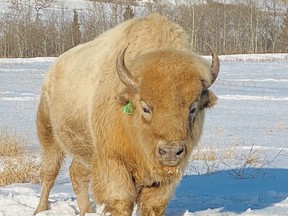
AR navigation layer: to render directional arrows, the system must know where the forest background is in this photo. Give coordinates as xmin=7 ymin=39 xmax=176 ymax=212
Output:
xmin=0 ymin=0 xmax=288 ymax=58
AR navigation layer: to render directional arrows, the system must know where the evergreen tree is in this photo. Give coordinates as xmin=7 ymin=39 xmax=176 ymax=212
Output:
xmin=72 ymin=9 xmax=81 ymax=47
xmin=123 ymin=5 xmax=134 ymax=21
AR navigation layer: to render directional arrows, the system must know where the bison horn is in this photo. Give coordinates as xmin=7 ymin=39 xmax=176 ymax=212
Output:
xmin=116 ymin=46 xmax=139 ymax=92
xmin=203 ymin=43 xmax=220 ymax=91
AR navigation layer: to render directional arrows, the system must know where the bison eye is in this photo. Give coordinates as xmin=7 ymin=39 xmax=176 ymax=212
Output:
xmin=189 ymin=101 xmax=199 ymax=116
xmin=140 ymin=100 xmax=153 ymax=122
xmin=143 ymin=107 xmax=151 ymax=114
xmin=190 ymin=107 xmax=196 ymax=114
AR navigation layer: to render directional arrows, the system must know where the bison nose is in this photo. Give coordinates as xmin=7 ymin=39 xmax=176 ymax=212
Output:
xmin=158 ymin=146 xmax=185 ymax=158
xmin=156 ymin=142 xmax=186 ymax=166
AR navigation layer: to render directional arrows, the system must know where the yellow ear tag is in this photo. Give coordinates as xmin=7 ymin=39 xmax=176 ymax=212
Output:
xmin=124 ymin=102 xmax=134 ymax=115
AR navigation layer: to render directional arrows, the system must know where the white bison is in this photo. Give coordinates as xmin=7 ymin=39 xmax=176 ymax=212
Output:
xmin=34 ymin=13 xmax=220 ymax=215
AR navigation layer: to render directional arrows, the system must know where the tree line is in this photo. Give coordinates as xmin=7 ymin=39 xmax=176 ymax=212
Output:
xmin=0 ymin=0 xmax=287 ymax=58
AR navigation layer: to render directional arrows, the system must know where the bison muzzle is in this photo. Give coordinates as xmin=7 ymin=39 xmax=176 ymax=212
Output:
xmin=156 ymin=141 xmax=186 ymax=166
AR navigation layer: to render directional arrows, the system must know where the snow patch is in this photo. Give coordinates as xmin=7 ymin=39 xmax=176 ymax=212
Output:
xmin=218 ymin=95 xmax=288 ymax=101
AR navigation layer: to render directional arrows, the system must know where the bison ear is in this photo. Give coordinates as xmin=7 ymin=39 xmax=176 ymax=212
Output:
xmin=115 ymin=88 xmax=131 ymax=105
xmin=199 ymin=90 xmax=218 ymax=110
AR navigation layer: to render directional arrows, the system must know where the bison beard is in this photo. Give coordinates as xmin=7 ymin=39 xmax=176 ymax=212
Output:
xmin=34 ymin=14 xmax=220 ymax=216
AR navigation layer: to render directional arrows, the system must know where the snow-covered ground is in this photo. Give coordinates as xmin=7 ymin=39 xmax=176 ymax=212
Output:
xmin=0 ymin=54 xmax=287 ymax=215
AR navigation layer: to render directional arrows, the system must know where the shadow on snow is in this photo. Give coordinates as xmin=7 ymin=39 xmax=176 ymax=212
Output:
xmin=167 ymin=168 xmax=288 ymax=215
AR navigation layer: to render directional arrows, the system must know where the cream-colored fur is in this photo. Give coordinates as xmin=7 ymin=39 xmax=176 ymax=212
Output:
xmin=34 ymin=14 xmax=218 ymax=216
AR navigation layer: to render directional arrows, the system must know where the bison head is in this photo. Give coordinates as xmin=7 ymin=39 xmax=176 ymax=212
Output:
xmin=116 ymin=45 xmax=219 ymax=171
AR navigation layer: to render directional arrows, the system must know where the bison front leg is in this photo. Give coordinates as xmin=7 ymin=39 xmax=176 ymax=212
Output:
xmin=91 ymin=159 xmax=137 ymax=216
xmin=137 ymin=183 xmax=176 ymax=216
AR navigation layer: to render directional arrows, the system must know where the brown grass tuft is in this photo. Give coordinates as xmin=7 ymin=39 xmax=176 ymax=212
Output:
xmin=0 ymin=131 xmax=25 ymax=157
xmin=0 ymin=130 xmax=40 ymax=186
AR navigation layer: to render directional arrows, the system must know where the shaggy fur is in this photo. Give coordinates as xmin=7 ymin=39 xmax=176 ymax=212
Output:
xmin=34 ymin=14 xmax=219 ymax=216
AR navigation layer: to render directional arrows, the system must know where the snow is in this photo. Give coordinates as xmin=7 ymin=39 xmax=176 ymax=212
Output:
xmin=218 ymin=95 xmax=288 ymax=101
xmin=0 ymin=54 xmax=287 ymax=215
xmin=218 ymin=53 xmax=288 ymax=62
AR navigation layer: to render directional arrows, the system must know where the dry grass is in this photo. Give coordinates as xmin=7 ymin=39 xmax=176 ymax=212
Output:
xmin=191 ymin=143 xmax=236 ymax=162
xmin=192 ymin=127 xmax=236 ymax=161
xmin=189 ymin=142 xmax=238 ymax=175
xmin=188 ymin=125 xmax=279 ymax=178
xmin=266 ymin=119 xmax=286 ymax=132
xmin=189 ymin=141 xmax=274 ymax=178
xmin=0 ymin=130 xmax=40 ymax=186
xmin=224 ymin=144 xmax=263 ymax=179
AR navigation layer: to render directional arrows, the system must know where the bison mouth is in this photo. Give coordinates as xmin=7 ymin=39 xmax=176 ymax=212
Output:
xmin=156 ymin=142 xmax=186 ymax=167
xmin=159 ymin=160 xmax=181 ymax=167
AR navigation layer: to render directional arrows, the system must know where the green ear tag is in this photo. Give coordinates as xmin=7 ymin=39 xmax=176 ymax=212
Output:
xmin=124 ymin=102 xmax=134 ymax=115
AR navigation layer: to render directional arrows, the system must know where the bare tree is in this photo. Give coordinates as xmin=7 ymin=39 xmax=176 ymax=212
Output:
xmin=34 ymin=0 xmax=54 ymax=11
xmin=34 ymin=0 xmax=54 ymax=20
